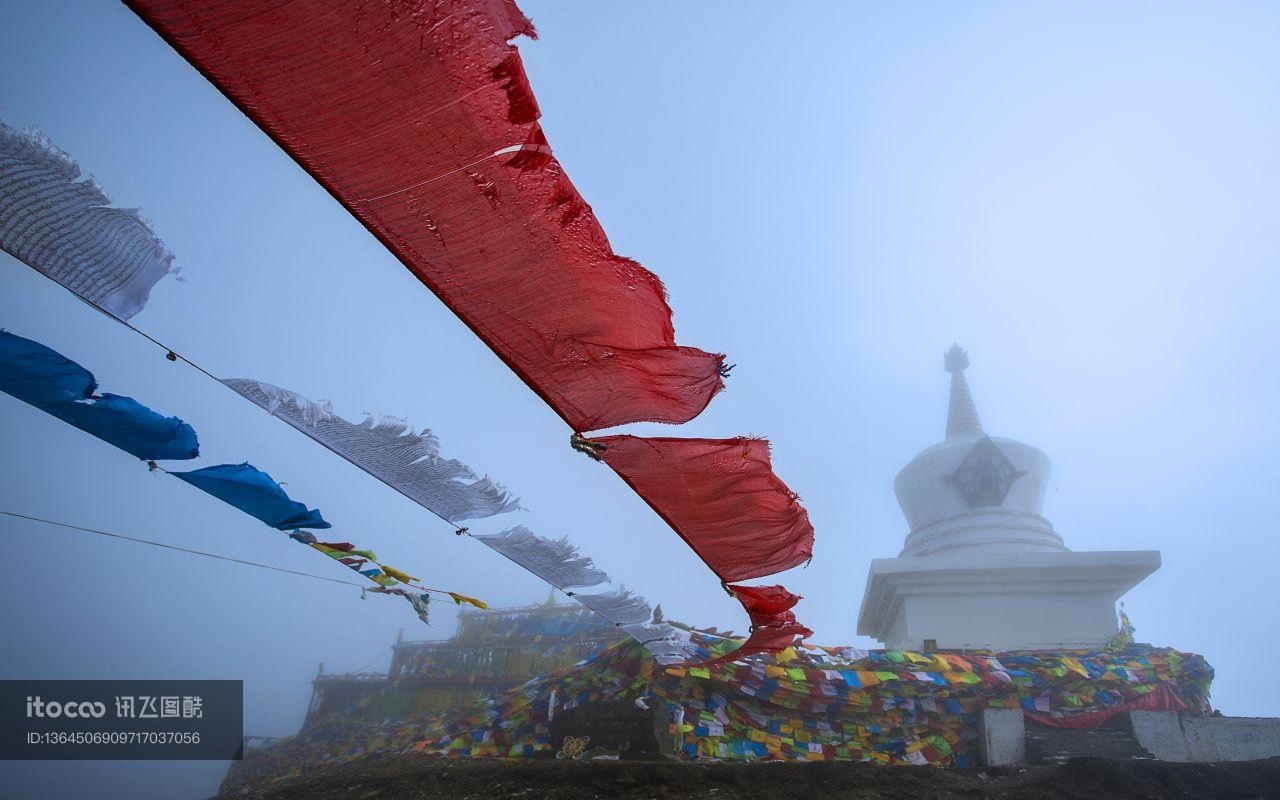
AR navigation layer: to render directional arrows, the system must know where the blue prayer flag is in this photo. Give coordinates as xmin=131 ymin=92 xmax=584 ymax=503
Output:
xmin=171 ymin=463 xmax=330 ymax=529
xmin=0 ymin=330 xmax=197 ymax=460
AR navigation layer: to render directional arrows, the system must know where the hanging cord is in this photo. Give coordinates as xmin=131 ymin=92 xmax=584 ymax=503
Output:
xmin=0 ymin=509 xmax=363 ymax=588
xmin=26 ymin=279 xmax=661 ymax=630
xmin=2 ymin=510 xmax=473 ymax=602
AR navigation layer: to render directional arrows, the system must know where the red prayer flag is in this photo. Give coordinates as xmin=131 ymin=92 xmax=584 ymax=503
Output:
xmin=591 ymin=436 xmax=815 ymax=582
xmin=729 ymin=584 xmax=802 ymax=629
xmin=737 ymin=620 xmax=813 ymax=656
xmin=1026 ymin=682 xmax=1188 ymax=728
xmin=728 ymin=583 xmax=809 ymax=657
xmin=126 ymin=0 xmax=724 ymax=432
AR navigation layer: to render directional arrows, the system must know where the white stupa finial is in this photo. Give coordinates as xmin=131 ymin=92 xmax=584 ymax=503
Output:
xmin=944 ymin=344 xmax=984 ymax=441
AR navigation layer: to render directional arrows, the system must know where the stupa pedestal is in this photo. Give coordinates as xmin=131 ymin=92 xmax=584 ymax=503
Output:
xmin=859 ymin=550 xmax=1159 ymax=651
xmin=856 ymin=346 xmax=1159 ymax=651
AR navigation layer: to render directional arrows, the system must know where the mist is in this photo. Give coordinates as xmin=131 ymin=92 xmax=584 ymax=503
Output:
xmin=1 ymin=1 xmax=1277 ymax=797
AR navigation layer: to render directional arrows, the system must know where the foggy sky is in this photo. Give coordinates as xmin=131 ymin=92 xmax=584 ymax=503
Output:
xmin=1 ymin=1 xmax=1277 ymax=798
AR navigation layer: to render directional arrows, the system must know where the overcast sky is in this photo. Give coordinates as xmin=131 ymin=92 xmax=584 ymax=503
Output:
xmin=2 ymin=1 xmax=1278 ymax=797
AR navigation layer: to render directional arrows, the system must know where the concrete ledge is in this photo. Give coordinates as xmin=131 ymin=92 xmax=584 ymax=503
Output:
xmin=1187 ymin=716 xmax=1280 ymax=762
xmin=1132 ymin=712 xmax=1280 ymax=762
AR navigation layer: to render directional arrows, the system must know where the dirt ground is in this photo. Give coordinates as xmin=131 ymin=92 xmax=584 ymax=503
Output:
xmin=221 ymin=754 xmax=1280 ymax=800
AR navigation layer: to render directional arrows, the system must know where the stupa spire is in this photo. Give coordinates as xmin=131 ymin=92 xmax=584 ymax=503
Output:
xmin=944 ymin=344 xmax=984 ymax=441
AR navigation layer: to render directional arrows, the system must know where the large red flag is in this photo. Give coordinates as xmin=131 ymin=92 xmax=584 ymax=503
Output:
xmin=126 ymin=0 xmax=724 ymax=432
xmin=591 ymin=436 xmax=815 ymax=583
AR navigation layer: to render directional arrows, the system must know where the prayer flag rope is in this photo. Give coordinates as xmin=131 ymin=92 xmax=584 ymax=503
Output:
xmin=0 ymin=329 xmax=683 ymax=654
xmin=0 ymin=331 xmax=484 ymax=625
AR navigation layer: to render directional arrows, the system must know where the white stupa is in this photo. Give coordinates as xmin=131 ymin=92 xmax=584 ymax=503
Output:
xmin=857 ymin=345 xmax=1160 ymax=651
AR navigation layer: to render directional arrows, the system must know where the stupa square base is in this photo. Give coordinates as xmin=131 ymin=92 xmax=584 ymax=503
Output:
xmin=857 ymin=550 xmax=1161 ymax=651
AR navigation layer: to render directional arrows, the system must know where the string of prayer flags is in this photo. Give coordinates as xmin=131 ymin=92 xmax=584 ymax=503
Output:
xmin=170 ymin=463 xmax=330 ymax=530
xmin=222 ymin=379 xmax=520 ymax=523
xmin=6 ymin=6 xmax=817 ymax=655
xmin=0 ymin=121 xmax=177 ymax=320
xmin=473 ymin=526 xmax=609 ymax=590
xmin=588 ymin=436 xmax=815 ymax=582
xmin=283 ymin=529 xmax=475 ymax=624
xmin=0 ymin=121 xmax=524 ymax=519
xmin=0 ymin=330 xmax=198 ymax=461
xmin=126 ymin=0 xmax=725 ymax=432
xmin=0 ymin=336 xmax=484 ymax=631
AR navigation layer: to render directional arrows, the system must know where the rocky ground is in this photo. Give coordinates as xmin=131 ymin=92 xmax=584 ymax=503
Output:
xmin=221 ymin=754 xmax=1280 ymax=800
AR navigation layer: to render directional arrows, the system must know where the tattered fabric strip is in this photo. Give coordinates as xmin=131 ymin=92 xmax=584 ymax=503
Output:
xmin=222 ymin=378 xmax=519 ymax=524
xmin=126 ymin=0 xmax=724 ymax=432
xmin=0 ymin=330 xmax=198 ymax=460
xmin=589 ymin=436 xmax=815 ymax=583
xmin=171 ymin=463 xmax=329 ymax=530
xmin=623 ymin=622 xmax=700 ymax=665
xmin=572 ymin=587 xmax=652 ymax=627
xmin=369 ymin=587 xmax=432 ymax=626
xmin=0 ymin=122 xmax=175 ymax=320
xmin=473 ymin=525 xmax=608 ymax=590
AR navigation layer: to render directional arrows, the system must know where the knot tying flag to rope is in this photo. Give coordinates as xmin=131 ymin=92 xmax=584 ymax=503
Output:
xmin=569 ymin=433 xmax=607 ymax=461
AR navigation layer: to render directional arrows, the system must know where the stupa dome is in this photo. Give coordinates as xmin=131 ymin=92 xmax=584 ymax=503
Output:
xmin=893 ymin=345 xmax=1065 ymax=558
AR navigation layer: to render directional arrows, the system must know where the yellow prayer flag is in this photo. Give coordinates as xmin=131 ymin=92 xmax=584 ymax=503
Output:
xmin=379 ymin=564 xmax=419 ymax=584
xmin=448 ymin=591 xmax=488 ymax=609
